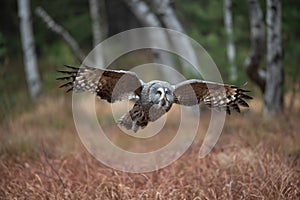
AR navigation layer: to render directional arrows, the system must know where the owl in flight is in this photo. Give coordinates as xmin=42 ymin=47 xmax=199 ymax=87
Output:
xmin=57 ymin=65 xmax=252 ymax=132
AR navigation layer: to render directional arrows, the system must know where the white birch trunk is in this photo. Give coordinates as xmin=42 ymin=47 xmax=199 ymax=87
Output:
xmin=124 ymin=0 xmax=180 ymax=83
xmin=18 ymin=0 xmax=41 ymax=99
xmin=151 ymin=0 xmax=199 ymax=74
xmin=264 ymin=0 xmax=283 ymax=117
xmin=223 ymin=0 xmax=237 ymax=81
xmin=89 ymin=0 xmax=104 ymax=67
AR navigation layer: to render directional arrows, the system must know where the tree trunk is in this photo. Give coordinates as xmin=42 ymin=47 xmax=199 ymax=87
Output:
xmin=264 ymin=0 xmax=283 ymax=117
xmin=89 ymin=0 xmax=104 ymax=67
xmin=223 ymin=0 xmax=237 ymax=81
xmin=18 ymin=0 xmax=41 ymax=99
xmin=124 ymin=0 xmax=180 ymax=83
xmin=125 ymin=0 xmax=161 ymax=27
xmin=245 ymin=0 xmax=266 ymax=92
xmin=245 ymin=0 xmax=284 ymax=118
xmin=151 ymin=0 xmax=199 ymax=75
xmin=35 ymin=7 xmax=85 ymax=63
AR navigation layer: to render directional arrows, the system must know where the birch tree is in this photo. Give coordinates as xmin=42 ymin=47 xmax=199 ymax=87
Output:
xmin=151 ymin=0 xmax=199 ymax=74
xmin=124 ymin=0 xmax=180 ymax=83
xmin=245 ymin=0 xmax=283 ymax=117
xmin=89 ymin=0 xmax=104 ymax=67
xmin=18 ymin=0 xmax=41 ymax=99
xmin=223 ymin=0 xmax=237 ymax=81
xmin=264 ymin=0 xmax=283 ymax=117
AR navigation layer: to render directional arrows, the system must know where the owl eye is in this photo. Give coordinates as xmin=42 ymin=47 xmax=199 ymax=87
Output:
xmin=156 ymin=91 xmax=162 ymax=96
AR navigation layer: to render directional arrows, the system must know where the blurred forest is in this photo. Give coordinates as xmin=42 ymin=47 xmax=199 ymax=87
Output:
xmin=0 ymin=0 xmax=299 ymax=120
xmin=1 ymin=0 xmax=300 ymax=199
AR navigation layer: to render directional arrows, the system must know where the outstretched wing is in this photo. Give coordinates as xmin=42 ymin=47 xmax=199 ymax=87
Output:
xmin=57 ymin=65 xmax=143 ymax=103
xmin=173 ymin=80 xmax=252 ymax=114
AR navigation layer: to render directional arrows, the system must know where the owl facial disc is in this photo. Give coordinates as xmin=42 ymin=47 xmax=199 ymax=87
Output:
xmin=157 ymin=87 xmax=165 ymax=102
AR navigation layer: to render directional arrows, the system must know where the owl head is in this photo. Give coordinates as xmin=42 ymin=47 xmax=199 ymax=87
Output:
xmin=147 ymin=81 xmax=174 ymax=112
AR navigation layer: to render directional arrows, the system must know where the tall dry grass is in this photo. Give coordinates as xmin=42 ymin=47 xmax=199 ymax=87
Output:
xmin=0 ymin=96 xmax=299 ymax=199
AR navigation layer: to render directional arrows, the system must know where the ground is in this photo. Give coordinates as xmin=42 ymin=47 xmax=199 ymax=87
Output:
xmin=0 ymin=96 xmax=299 ymax=199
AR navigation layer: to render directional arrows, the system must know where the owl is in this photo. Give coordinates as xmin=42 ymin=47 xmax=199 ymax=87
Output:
xmin=57 ymin=65 xmax=252 ymax=132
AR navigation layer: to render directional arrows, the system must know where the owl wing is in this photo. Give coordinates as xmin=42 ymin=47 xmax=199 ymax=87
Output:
xmin=173 ymin=80 xmax=252 ymax=114
xmin=57 ymin=65 xmax=143 ymax=103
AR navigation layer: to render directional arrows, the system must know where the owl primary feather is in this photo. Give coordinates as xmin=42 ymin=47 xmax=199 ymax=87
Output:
xmin=57 ymin=65 xmax=252 ymax=132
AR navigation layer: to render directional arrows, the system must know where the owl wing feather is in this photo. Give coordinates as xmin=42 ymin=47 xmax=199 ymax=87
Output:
xmin=57 ymin=65 xmax=143 ymax=103
xmin=173 ymin=80 xmax=252 ymax=114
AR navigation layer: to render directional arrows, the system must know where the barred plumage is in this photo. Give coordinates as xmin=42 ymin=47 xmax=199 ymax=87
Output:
xmin=57 ymin=65 xmax=252 ymax=132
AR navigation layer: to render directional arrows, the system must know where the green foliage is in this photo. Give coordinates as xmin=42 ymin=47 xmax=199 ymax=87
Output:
xmin=0 ymin=0 xmax=90 ymax=121
xmin=32 ymin=0 xmax=92 ymax=50
xmin=0 ymin=0 xmax=300 ymax=120
xmin=0 ymin=0 xmax=20 ymax=56
xmin=175 ymin=0 xmax=230 ymax=82
xmin=0 ymin=57 xmax=33 ymax=122
xmin=39 ymin=42 xmax=77 ymax=93
xmin=175 ymin=0 xmax=300 ymax=86
xmin=0 ymin=32 xmax=7 ymax=64
xmin=282 ymin=1 xmax=300 ymax=81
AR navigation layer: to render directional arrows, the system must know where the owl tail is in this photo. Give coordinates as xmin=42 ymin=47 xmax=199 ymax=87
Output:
xmin=118 ymin=112 xmax=137 ymax=132
xmin=118 ymin=103 xmax=148 ymax=133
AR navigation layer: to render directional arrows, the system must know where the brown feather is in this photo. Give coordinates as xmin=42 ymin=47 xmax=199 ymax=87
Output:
xmin=57 ymin=65 xmax=143 ymax=103
xmin=174 ymin=80 xmax=252 ymax=114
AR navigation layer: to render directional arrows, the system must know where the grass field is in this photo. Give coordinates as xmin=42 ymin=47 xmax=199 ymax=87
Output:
xmin=1 ymin=96 xmax=299 ymax=199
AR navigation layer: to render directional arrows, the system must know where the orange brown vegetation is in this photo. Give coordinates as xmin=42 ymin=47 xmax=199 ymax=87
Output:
xmin=0 ymin=96 xmax=299 ymax=199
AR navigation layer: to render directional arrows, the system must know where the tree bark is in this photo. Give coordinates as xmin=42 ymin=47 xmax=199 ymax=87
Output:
xmin=125 ymin=0 xmax=161 ymax=27
xmin=223 ymin=0 xmax=237 ymax=81
xmin=245 ymin=0 xmax=284 ymax=117
xmin=35 ymin=7 xmax=85 ymax=63
xmin=89 ymin=0 xmax=105 ymax=67
xmin=245 ymin=0 xmax=266 ymax=93
xmin=151 ymin=0 xmax=199 ymax=74
xmin=264 ymin=0 xmax=283 ymax=117
xmin=18 ymin=0 xmax=41 ymax=99
xmin=124 ymin=0 xmax=180 ymax=83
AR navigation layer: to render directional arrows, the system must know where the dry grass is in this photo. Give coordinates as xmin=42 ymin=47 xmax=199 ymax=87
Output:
xmin=0 ymin=96 xmax=300 ymax=199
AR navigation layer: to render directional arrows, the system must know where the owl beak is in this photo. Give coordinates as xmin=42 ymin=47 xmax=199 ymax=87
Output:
xmin=163 ymin=96 xmax=167 ymax=103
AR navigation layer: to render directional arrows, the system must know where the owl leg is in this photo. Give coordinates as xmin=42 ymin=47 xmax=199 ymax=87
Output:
xmin=118 ymin=102 xmax=148 ymax=132
xmin=118 ymin=112 xmax=136 ymax=131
